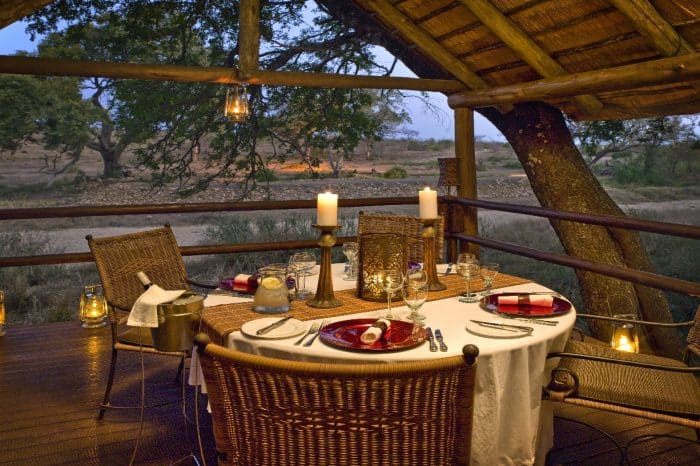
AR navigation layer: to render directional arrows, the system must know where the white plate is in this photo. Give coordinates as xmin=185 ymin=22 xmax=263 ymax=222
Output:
xmin=465 ymin=320 xmax=530 ymax=339
xmin=241 ymin=317 xmax=306 ymax=339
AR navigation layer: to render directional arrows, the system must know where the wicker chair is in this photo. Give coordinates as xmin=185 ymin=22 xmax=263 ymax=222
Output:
xmin=357 ymin=211 xmax=444 ymax=263
xmin=87 ymin=225 xmax=213 ymax=420
xmin=194 ymin=333 xmax=479 ymax=466
xmin=544 ymin=306 xmax=700 ymax=438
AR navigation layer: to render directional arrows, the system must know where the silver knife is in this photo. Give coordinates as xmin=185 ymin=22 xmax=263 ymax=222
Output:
xmin=425 ymin=327 xmax=438 ymax=352
xmin=470 ymin=320 xmax=533 ymax=334
xmin=434 ymin=329 xmax=448 ymax=352
xmin=256 ymin=316 xmax=292 ymax=335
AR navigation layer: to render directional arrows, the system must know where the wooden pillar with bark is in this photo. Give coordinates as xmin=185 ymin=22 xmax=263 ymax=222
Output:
xmin=454 ymin=107 xmax=479 ymax=258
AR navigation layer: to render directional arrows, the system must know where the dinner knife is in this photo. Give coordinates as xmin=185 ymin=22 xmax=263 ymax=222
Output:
xmin=434 ymin=329 xmax=448 ymax=352
xmin=256 ymin=316 xmax=292 ymax=335
xmin=470 ymin=320 xmax=533 ymax=334
xmin=425 ymin=327 xmax=438 ymax=352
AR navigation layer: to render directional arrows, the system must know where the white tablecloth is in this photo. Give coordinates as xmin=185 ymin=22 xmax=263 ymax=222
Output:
xmin=195 ymin=264 xmax=575 ymax=466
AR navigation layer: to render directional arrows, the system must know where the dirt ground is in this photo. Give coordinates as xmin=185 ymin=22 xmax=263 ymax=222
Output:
xmin=1 ymin=140 xmax=698 ymax=253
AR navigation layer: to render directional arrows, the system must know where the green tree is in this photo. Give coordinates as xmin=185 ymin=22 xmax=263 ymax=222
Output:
xmin=9 ymin=0 xmax=408 ymax=192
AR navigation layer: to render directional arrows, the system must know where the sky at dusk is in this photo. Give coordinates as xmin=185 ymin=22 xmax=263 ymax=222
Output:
xmin=0 ymin=21 xmax=506 ymax=141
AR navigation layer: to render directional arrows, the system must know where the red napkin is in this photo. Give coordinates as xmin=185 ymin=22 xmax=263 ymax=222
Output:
xmin=497 ymin=294 xmax=553 ymax=307
xmin=220 ymin=274 xmax=258 ymax=294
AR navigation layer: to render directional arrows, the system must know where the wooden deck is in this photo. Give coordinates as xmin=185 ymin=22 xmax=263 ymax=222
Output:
xmin=1 ymin=322 xmax=697 ymax=465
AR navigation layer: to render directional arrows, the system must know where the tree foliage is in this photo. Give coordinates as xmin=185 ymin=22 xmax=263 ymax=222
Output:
xmin=0 ymin=0 xmax=411 ymax=194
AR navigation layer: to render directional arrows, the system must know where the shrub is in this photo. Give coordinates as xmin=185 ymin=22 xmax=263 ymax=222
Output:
xmin=255 ymin=167 xmax=278 ymax=182
xmin=382 ymin=166 xmax=407 ymax=179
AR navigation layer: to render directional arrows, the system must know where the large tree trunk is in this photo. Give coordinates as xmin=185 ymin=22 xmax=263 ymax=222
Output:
xmin=481 ymin=103 xmax=683 ymax=358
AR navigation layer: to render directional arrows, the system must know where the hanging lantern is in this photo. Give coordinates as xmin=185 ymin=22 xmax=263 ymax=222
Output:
xmin=224 ymin=84 xmax=249 ymax=122
xmin=79 ymin=284 xmax=108 ymax=329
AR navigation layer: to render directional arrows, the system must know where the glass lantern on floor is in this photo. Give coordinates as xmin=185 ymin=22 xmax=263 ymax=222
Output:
xmin=79 ymin=284 xmax=108 ymax=328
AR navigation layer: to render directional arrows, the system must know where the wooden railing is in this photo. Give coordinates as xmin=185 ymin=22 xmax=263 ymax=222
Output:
xmin=1 ymin=195 xmax=698 ymax=297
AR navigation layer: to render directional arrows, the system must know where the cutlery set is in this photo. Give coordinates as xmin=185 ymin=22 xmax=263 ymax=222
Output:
xmin=470 ymin=320 xmax=534 ymax=334
xmin=293 ymin=319 xmax=328 ymax=346
xmin=426 ymin=327 xmax=448 ymax=352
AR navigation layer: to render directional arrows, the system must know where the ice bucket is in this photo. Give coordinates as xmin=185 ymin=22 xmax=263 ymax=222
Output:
xmin=151 ymin=292 xmax=204 ymax=352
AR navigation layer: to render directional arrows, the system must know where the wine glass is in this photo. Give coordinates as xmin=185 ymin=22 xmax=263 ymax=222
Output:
xmin=480 ymin=262 xmax=499 ymax=295
xmin=457 ymin=253 xmax=480 ymax=303
xmin=289 ymin=252 xmax=316 ymax=299
xmin=342 ymin=242 xmax=358 ymax=280
xmin=378 ymin=270 xmax=404 ymax=320
xmin=403 ymin=269 xmax=428 ymax=323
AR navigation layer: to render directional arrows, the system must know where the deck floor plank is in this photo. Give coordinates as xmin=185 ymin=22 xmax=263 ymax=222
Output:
xmin=1 ymin=321 xmax=697 ymax=465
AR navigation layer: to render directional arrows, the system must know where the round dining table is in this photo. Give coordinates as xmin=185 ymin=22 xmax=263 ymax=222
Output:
xmin=194 ymin=264 xmax=576 ymax=466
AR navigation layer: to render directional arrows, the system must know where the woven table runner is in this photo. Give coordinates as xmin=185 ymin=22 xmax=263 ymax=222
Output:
xmin=201 ymin=273 xmax=531 ymax=345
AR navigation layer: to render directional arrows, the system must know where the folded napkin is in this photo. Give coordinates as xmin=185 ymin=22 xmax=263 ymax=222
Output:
xmin=127 ymin=285 xmax=187 ymax=328
xmin=360 ymin=318 xmax=391 ymax=344
xmin=497 ymin=294 xmax=553 ymax=307
xmin=220 ymin=274 xmax=258 ymax=294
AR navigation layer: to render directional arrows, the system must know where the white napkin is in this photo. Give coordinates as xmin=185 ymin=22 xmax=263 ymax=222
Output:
xmin=203 ymin=294 xmax=252 ymax=307
xmin=360 ymin=319 xmax=390 ymax=344
xmin=127 ymin=285 xmax=187 ymax=328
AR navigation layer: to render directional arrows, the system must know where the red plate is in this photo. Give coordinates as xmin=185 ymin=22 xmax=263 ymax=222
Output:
xmin=319 ymin=319 xmax=427 ymax=352
xmin=480 ymin=293 xmax=571 ymax=317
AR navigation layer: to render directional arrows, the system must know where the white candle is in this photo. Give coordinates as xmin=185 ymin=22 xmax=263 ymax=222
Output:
xmin=419 ymin=187 xmax=438 ymax=219
xmin=317 ymin=191 xmax=338 ymax=226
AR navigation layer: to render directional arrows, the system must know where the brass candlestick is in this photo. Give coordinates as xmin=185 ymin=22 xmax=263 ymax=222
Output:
xmin=421 ymin=218 xmax=446 ymax=291
xmin=307 ymin=225 xmax=343 ymax=308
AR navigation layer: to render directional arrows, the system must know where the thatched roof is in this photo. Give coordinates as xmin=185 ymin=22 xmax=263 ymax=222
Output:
xmin=334 ymin=0 xmax=699 ymax=120
xmin=1 ymin=0 xmax=698 ymax=121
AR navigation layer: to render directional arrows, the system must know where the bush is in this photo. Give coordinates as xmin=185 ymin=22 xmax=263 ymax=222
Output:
xmin=382 ymin=166 xmax=407 ymax=179
xmin=255 ymin=167 xmax=278 ymax=182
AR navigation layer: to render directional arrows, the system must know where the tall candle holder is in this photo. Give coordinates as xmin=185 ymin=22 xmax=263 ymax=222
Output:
xmin=421 ymin=218 xmax=447 ymax=291
xmin=307 ymin=225 xmax=343 ymax=308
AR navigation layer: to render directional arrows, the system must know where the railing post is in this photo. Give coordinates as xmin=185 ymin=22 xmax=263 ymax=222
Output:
xmin=454 ymin=107 xmax=479 ymax=258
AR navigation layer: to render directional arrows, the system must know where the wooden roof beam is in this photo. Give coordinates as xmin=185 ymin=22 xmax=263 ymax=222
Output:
xmin=0 ymin=55 xmax=466 ymax=92
xmin=607 ymin=0 xmax=694 ymax=56
xmin=0 ymin=0 xmax=55 ymax=29
xmin=357 ymin=0 xmax=489 ymax=91
xmin=447 ymin=52 xmax=700 ymax=108
xmin=457 ymin=0 xmax=603 ymax=117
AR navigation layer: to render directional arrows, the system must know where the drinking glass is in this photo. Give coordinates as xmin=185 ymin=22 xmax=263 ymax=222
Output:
xmin=289 ymin=252 xmax=316 ymax=299
xmin=403 ymin=269 xmax=428 ymax=323
xmin=457 ymin=253 xmax=480 ymax=303
xmin=378 ymin=270 xmax=404 ymax=320
xmin=342 ymin=242 xmax=359 ymax=280
xmin=480 ymin=262 xmax=499 ymax=295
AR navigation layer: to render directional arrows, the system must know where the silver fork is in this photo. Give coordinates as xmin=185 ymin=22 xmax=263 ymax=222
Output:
xmin=294 ymin=322 xmax=320 ymax=345
xmin=303 ymin=319 xmax=328 ymax=347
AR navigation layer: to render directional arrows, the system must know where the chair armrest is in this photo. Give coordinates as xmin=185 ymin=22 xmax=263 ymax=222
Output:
xmin=576 ymin=313 xmax=694 ymax=328
xmin=547 ymin=351 xmax=699 ymax=373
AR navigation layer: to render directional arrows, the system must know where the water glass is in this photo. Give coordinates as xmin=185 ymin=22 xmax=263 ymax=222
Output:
xmin=289 ymin=252 xmax=316 ymax=299
xmin=342 ymin=242 xmax=359 ymax=280
xmin=457 ymin=253 xmax=480 ymax=303
xmin=480 ymin=262 xmax=499 ymax=295
xmin=378 ymin=270 xmax=404 ymax=320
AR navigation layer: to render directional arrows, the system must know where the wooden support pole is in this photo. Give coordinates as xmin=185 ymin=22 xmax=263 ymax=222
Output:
xmin=238 ymin=0 xmax=260 ymax=76
xmin=447 ymin=52 xmax=700 ymax=108
xmin=0 ymin=55 xmax=465 ymax=92
xmin=454 ymin=107 xmax=479 ymax=258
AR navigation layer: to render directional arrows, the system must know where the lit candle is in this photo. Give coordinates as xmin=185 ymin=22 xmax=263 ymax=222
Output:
xmin=419 ymin=187 xmax=438 ymax=219
xmin=317 ymin=191 xmax=338 ymax=226
xmin=612 ymin=329 xmax=638 ymax=353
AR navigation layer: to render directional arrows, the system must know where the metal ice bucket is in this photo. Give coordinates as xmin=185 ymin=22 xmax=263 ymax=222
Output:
xmin=151 ymin=292 xmax=204 ymax=352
